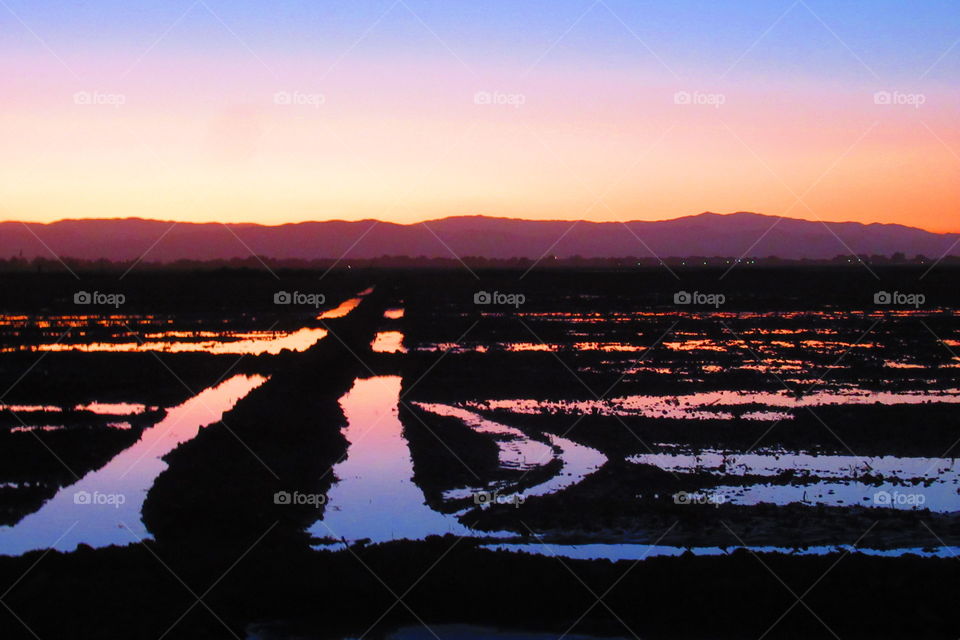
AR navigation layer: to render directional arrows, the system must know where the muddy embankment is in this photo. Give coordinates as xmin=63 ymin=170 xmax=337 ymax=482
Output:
xmin=0 ymin=352 xmax=266 ymax=526
xmin=1 ymin=268 xmax=959 ymax=639
xmin=3 ymin=533 xmax=959 ymax=639
xmin=140 ymin=283 xmax=391 ymax=554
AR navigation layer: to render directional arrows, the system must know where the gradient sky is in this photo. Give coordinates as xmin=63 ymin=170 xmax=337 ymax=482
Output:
xmin=1 ymin=0 xmax=957 ymax=230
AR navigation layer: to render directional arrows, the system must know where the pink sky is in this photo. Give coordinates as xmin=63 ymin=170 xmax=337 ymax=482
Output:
xmin=1 ymin=8 xmax=957 ymax=233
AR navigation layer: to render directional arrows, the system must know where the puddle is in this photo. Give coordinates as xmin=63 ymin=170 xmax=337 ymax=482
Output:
xmin=629 ymin=449 xmax=960 ymax=512
xmin=317 ymin=287 xmax=374 ymax=320
xmin=705 ymin=481 xmax=959 ymax=512
xmin=371 ymin=331 xmax=407 ymax=353
xmin=628 ymin=450 xmax=959 ymax=481
xmin=414 ymin=403 xmax=607 ymax=503
xmin=318 ymin=300 xmax=363 ymax=320
xmin=309 ymin=377 xmax=473 ymax=546
xmin=6 ymin=290 xmax=374 ymax=355
xmin=468 ymin=387 xmax=960 ymax=421
xmin=413 ymin=403 xmax=554 ymax=472
xmin=76 ymin=402 xmax=151 ymax=414
xmin=10 ymin=425 xmax=65 ymax=433
xmin=22 ymin=328 xmax=328 ymax=355
xmin=0 ymin=374 xmax=267 ymax=556
xmin=483 ymin=542 xmax=960 ymax=562
xmin=309 ymin=376 xmax=605 ymax=548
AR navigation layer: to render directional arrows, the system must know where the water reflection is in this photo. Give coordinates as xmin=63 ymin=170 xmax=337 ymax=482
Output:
xmin=0 ymin=374 xmax=266 ymax=556
xmin=311 ymin=379 xmax=607 ymax=549
xmin=413 ymin=403 xmax=606 ymax=503
xmin=413 ymin=403 xmax=553 ymax=471
xmin=371 ymin=331 xmax=407 ymax=353
xmin=317 ymin=287 xmax=374 ymax=320
xmin=468 ymin=386 xmax=960 ymax=421
xmin=706 ymin=480 xmax=959 ymax=512
xmin=22 ymin=328 xmax=328 ymax=355
xmin=11 ymin=425 xmax=64 ymax=433
xmin=77 ymin=402 xmax=151 ymax=415
xmin=3 ymin=289 xmax=376 ymax=354
xmin=310 ymin=377 xmax=472 ymax=546
xmin=629 ymin=449 xmax=960 ymax=512
xmin=629 ymin=449 xmax=959 ymax=481
xmin=306 ymin=380 xmax=952 ymax=558
xmin=318 ymin=299 xmax=363 ymax=320
xmin=483 ymin=542 xmax=960 ymax=562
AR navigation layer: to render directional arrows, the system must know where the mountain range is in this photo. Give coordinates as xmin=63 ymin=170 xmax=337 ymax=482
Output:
xmin=1 ymin=212 xmax=957 ymax=262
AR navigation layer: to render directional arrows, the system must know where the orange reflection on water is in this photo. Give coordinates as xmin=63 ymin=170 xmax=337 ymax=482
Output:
xmin=11 ymin=425 xmax=64 ymax=433
xmin=317 ymin=298 xmax=362 ymax=319
xmin=383 ymin=308 xmax=405 ymax=319
xmin=76 ymin=402 xmax=150 ymax=415
xmin=28 ymin=327 xmax=328 ymax=355
xmin=663 ymin=340 xmax=728 ymax=352
xmin=371 ymin=331 xmax=406 ymax=353
xmin=0 ymin=314 xmax=159 ymax=329
xmin=504 ymin=342 xmax=553 ymax=352
xmin=0 ymin=404 xmax=62 ymax=412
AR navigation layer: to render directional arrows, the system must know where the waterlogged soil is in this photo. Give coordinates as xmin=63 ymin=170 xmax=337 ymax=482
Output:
xmin=0 ymin=267 xmax=958 ymax=638
xmin=1 ymin=536 xmax=958 ymax=639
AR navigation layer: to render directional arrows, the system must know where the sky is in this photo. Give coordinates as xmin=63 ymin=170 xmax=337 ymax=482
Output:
xmin=1 ymin=0 xmax=957 ymax=231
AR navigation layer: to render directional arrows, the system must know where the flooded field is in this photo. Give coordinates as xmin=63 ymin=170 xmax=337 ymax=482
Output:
xmin=0 ymin=267 xmax=958 ymax=639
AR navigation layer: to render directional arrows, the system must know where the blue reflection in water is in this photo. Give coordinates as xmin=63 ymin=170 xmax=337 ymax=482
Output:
xmin=0 ymin=374 xmax=266 ymax=556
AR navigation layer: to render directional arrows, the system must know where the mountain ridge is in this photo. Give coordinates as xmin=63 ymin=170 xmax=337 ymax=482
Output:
xmin=2 ymin=212 xmax=957 ymax=262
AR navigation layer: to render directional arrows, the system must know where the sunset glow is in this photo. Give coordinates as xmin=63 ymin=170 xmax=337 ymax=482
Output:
xmin=1 ymin=1 xmax=957 ymax=231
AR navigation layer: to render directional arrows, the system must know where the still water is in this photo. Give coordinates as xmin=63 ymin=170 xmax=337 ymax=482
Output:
xmin=0 ymin=374 xmax=266 ymax=555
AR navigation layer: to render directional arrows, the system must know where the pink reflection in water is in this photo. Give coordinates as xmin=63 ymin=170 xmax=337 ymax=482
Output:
xmin=310 ymin=377 xmax=471 ymax=545
xmin=0 ymin=374 xmax=267 ymax=556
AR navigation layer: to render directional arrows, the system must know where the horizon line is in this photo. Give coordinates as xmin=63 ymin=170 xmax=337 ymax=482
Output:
xmin=3 ymin=211 xmax=958 ymax=235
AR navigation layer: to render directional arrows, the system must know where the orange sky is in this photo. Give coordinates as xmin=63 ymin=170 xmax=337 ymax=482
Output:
xmin=1 ymin=3 xmax=957 ymax=233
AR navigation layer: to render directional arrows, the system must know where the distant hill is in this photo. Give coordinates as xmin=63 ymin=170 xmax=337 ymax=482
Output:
xmin=1 ymin=212 xmax=957 ymax=262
